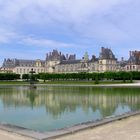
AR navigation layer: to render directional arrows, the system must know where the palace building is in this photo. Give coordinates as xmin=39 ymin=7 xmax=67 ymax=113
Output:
xmin=1 ymin=47 xmax=140 ymax=76
xmin=45 ymin=47 xmax=117 ymax=73
xmin=1 ymin=59 xmax=45 ymax=76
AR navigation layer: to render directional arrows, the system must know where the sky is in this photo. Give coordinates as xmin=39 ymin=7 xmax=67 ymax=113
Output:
xmin=0 ymin=0 xmax=140 ymax=66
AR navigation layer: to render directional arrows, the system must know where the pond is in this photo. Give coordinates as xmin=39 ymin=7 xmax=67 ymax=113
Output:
xmin=0 ymin=85 xmax=140 ymax=131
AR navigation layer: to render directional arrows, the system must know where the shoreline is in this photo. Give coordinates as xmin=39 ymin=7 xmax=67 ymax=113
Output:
xmin=0 ymin=82 xmax=140 ymax=87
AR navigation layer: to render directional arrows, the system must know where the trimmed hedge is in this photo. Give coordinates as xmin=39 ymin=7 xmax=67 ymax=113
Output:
xmin=0 ymin=73 xmax=20 ymax=80
xmin=37 ymin=71 xmax=140 ymax=82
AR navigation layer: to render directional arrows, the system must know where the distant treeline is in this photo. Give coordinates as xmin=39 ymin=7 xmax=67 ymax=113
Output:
xmin=1 ymin=71 xmax=140 ymax=82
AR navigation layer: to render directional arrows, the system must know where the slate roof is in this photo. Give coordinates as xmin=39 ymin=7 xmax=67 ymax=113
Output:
xmin=119 ymin=61 xmax=127 ymax=67
xmin=2 ymin=59 xmax=45 ymax=68
xmin=99 ymin=47 xmax=117 ymax=60
xmin=46 ymin=50 xmax=76 ymax=61
xmin=128 ymin=51 xmax=140 ymax=65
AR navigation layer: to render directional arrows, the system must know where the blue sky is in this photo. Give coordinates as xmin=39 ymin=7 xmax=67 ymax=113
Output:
xmin=0 ymin=0 xmax=140 ymax=66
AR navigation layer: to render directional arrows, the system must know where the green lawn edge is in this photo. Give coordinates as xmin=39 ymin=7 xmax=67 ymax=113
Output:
xmin=0 ymin=80 xmax=133 ymax=85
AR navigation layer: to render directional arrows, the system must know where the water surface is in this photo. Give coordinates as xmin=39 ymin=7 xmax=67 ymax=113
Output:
xmin=0 ymin=85 xmax=140 ymax=131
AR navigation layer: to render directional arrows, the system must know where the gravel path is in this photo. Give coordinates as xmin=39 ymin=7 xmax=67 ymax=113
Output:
xmin=0 ymin=129 xmax=34 ymax=140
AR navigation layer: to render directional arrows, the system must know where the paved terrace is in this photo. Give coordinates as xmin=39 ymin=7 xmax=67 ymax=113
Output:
xmin=54 ymin=113 xmax=140 ymax=140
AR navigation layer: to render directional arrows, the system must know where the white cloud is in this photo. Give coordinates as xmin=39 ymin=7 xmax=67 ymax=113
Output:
xmin=0 ymin=27 xmax=85 ymax=49
xmin=0 ymin=0 xmax=130 ymax=24
xmin=21 ymin=36 xmax=84 ymax=48
xmin=0 ymin=0 xmax=140 ymax=47
xmin=0 ymin=28 xmax=18 ymax=43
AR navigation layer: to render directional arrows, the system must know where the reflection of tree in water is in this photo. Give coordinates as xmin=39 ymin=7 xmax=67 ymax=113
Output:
xmin=0 ymin=86 xmax=140 ymax=118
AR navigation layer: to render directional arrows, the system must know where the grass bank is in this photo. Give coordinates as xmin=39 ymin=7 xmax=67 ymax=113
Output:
xmin=0 ymin=80 xmax=133 ymax=85
xmin=0 ymin=81 xmax=29 ymax=85
xmin=40 ymin=80 xmax=133 ymax=85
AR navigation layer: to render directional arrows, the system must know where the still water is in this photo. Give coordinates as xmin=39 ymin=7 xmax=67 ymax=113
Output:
xmin=0 ymin=85 xmax=140 ymax=131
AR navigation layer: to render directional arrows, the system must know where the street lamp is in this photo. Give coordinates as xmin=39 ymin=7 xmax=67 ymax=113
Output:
xmin=29 ymin=68 xmax=36 ymax=88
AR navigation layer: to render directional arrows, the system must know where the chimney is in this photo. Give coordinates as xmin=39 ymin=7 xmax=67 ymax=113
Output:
xmin=74 ymin=54 xmax=76 ymax=60
xmin=66 ymin=54 xmax=69 ymax=59
xmin=101 ymin=47 xmax=104 ymax=51
xmin=46 ymin=53 xmax=48 ymax=58
xmin=129 ymin=51 xmax=132 ymax=57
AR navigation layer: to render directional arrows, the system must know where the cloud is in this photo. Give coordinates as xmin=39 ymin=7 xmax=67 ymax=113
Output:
xmin=0 ymin=27 xmax=85 ymax=49
xmin=0 ymin=29 xmax=83 ymax=50
xmin=0 ymin=28 xmax=18 ymax=43
xmin=21 ymin=36 xmax=82 ymax=48
xmin=0 ymin=0 xmax=140 ymax=59
xmin=0 ymin=0 xmax=129 ymax=23
xmin=0 ymin=0 xmax=136 ymax=44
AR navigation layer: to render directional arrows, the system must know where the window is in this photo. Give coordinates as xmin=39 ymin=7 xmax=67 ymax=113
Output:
xmin=20 ymin=69 xmax=22 ymax=73
xmin=17 ymin=69 xmax=19 ymax=73
xmin=100 ymin=61 xmax=102 ymax=64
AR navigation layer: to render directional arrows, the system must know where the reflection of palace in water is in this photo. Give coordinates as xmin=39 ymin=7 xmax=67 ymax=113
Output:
xmin=0 ymin=86 xmax=140 ymax=118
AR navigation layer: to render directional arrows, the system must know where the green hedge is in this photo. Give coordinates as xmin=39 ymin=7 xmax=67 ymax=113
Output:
xmin=37 ymin=71 xmax=140 ymax=82
xmin=0 ymin=73 xmax=20 ymax=80
xmin=22 ymin=74 xmax=38 ymax=81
